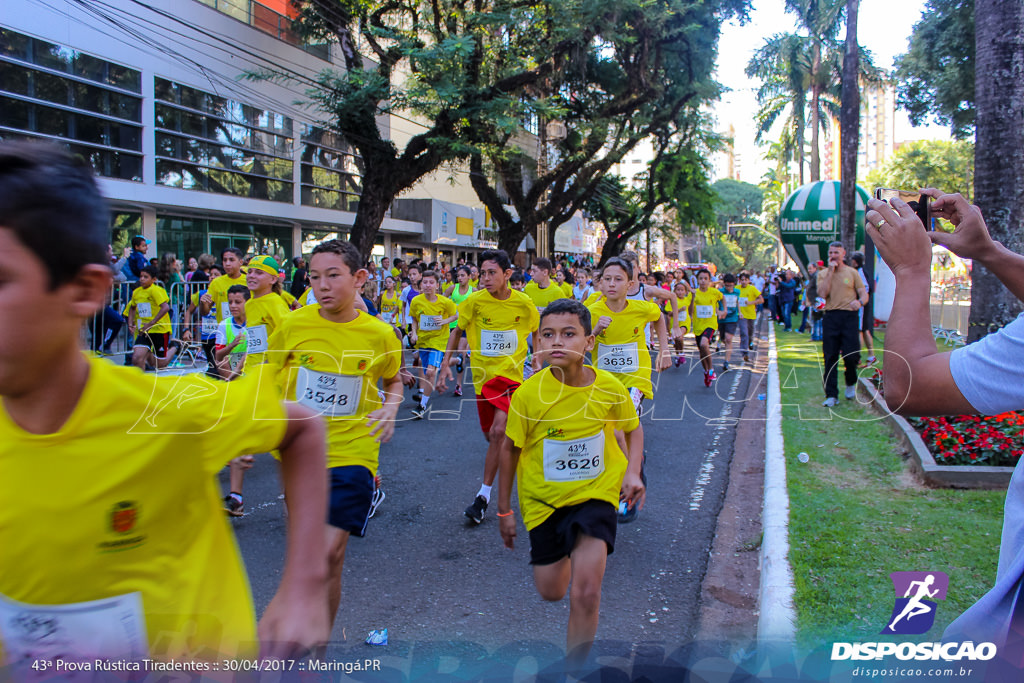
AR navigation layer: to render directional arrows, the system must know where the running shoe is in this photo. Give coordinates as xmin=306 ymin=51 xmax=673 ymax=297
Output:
xmin=412 ymin=405 xmax=426 ymax=420
xmin=673 ymin=356 xmax=681 ymax=368
xmin=845 ymin=385 xmax=857 ymax=400
xmin=410 ymin=391 xmax=423 ymax=404
xmin=743 ymin=353 xmax=750 ymax=363
xmin=465 ymin=495 xmax=488 ymax=524
xmin=223 ymin=494 xmax=244 ymax=517
xmin=455 ymin=356 xmax=464 ymax=374
xmin=453 ymin=385 xmax=463 ymax=397
xmin=704 ymin=371 xmax=712 ymax=388
xmin=369 ymin=477 xmax=385 ymax=518
xmin=722 ymin=361 xmax=730 ymax=372
xmin=822 ymin=396 xmax=838 ymax=407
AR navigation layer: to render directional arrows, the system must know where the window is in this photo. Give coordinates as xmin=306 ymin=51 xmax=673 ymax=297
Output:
xmin=0 ymin=28 xmax=143 ymax=181
xmin=154 ymin=77 xmax=294 ymax=201
xmin=300 ymin=125 xmax=363 ymax=211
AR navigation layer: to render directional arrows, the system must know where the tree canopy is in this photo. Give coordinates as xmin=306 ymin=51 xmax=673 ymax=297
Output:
xmin=894 ymin=0 xmax=975 ymax=139
xmin=865 ymin=139 xmax=974 ymax=200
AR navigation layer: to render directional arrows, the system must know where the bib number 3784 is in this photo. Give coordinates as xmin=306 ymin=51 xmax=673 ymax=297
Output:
xmin=480 ymin=330 xmax=517 ymax=357
xmin=296 ymin=367 xmax=361 ymax=417
xmin=543 ymin=432 xmax=605 ymax=482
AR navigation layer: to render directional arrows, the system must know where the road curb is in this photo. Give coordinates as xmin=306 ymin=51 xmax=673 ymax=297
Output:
xmin=757 ymin=321 xmax=797 ymax=643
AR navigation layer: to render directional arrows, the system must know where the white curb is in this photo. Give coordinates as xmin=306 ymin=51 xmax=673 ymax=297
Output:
xmin=757 ymin=320 xmax=798 ymax=643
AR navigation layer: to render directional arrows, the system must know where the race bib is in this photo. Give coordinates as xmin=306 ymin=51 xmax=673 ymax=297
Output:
xmin=296 ymin=367 xmax=362 ymax=417
xmin=723 ymin=295 xmax=739 ymax=310
xmin=246 ymin=324 xmax=268 ymax=354
xmin=419 ymin=314 xmax=443 ymax=331
xmin=543 ymin=432 xmax=606 ymax=482
xmin=596 ymin=342 xmax=639 ymax=373
xmin=677 ymin=310 xmax=689 ymax=324
xmin=200 ymin=316 xmax=218 ymax=337
xmin=738 ymin=297 xmax=749 ymax=308
xmin=227 ymin=352 xmax=245 ymax=374
xmin=220 ymin=301 xmax=231 ymax=319
xmin=481 ymin=330 xmax=517 ymax=357
xmin=381 ymin=310 xmax=395 ymax=324
xmin=136 ymin=302 xmax=152 ymax=319
xmin=0 ymin=591 xmax=148 ymax=676
xmin=695 ymin=304 xmax=715 ymax=319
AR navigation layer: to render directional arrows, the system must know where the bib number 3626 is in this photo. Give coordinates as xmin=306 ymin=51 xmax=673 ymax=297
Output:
xmin=543 ymin=432 xmax=605 ymax=482
xmin=296 ymin=367 xmax=361 ymax=417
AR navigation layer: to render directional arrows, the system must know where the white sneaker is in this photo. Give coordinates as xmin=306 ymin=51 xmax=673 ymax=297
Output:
xmin=822 ymin=397 xmax=837 ymax=407
xmin=845 ymin=385 xmax=857 ymax=400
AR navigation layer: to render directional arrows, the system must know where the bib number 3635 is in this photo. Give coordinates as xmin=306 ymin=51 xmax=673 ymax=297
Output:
xmin=596 ymin=343 xmax=639 ymax=373
xmin=296 ymin=367 xmax=362 ymax=417
xmin=543 ymin=432 xmax=605 ymax=482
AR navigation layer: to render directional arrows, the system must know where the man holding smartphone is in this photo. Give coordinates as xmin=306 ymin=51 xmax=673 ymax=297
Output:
xmin=816 ymin=241 xmax=869 ymax=407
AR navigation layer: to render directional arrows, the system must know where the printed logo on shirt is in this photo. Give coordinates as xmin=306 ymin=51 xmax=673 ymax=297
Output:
xmin=98 ymin=501 xmax=146 ymax=553
xmin=358 ymin=360 xmax=368 ymax=371
xmin=546 ymin=427 xmax=565 ymax=438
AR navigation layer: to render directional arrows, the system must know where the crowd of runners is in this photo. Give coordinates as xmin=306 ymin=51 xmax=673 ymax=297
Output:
xmin=0 ymin=140 xmax=787 ymax=671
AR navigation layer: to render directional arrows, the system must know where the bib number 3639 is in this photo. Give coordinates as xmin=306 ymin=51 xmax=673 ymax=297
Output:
xmin=596 ymin=343 xmax=639 ymax=373
xmin=246 ymin=324 xmax=268 ymax=353
xmin=543 ymin=432 xmax=605 ymax=482
xmin=296 ymin=367 xmax=361 ymax=417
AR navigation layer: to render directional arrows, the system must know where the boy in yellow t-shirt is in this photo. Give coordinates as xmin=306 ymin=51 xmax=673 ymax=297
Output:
xmin=200 ymin=247 xmax=246 ymax=323
xmin=523 ymin=257 xmax=565 ymax=311
xmin=691 ymin=267 xmax=725 ymax=386
xmin=126 ymin=265 xmax=179 ymax=371
xmin=499 ymin=298 xmax=644 ymax=667
xmin=408 ymin=269 xmax=458 ymax=418
xmin=438 ymin=249 xmax=540 ymax=524
xmin=0 ymin=140 xmax=328 ymax=667
xmin=268 ymin=239 xmax=403 ymax=630
xmin=737 ymin=271 xmax=764 ymax=363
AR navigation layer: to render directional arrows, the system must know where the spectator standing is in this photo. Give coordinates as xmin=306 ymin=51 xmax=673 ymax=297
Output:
xmin=778 ymin=270 xmax=798 ymax=331
xmin=816 ymin=241 xmax=868 ymax=407
xmin=289 ymin=256 xmax=308 ymax=299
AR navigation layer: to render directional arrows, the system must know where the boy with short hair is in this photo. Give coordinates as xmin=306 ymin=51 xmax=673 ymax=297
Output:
xmin=523 ymin=258 xmax=564 ymax=311
xmin=509 ymin=271 xmax=527 ymax=291
xmin=214 ymin=284 xmax=250 ymax=381
xmin=498 ymin=298 xmax=645 ymax=666
xmin=201 ymin=247 xmax=246 ymax=323
xmin=0 ymin=140 xmax=328 ymax=666
xmin=691 ymin=267 xmax=725 ymax=386
xmin=268 ymin=239 xmax=403 ymax=630
xmin=718 ymin=273 xmax=741 ymax=372
xmin=438 ymin=249 xmax=540 ymax=523
xmin=408 ymin=270 xmax=458 ymax=418
xmin=126 ymin=264 xmax=179 ymax=371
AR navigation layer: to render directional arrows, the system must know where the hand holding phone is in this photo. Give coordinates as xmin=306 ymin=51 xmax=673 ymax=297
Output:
xmin=874 ymin=188 xmax=931 ymax=229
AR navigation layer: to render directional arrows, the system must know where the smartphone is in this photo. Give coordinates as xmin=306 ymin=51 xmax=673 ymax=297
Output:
xmin=874 ymin=188 xmax=931 ymax=229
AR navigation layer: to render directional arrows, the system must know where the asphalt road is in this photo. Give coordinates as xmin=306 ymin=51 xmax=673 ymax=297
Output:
xmin=223 ymin=335 xmax=766 ymax=678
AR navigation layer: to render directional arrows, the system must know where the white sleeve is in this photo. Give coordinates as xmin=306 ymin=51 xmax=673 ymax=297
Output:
xmin=215 ymin=319 xmax=229 ymax=346
xmin=949 ymin=314 xmax=1024 ymax=415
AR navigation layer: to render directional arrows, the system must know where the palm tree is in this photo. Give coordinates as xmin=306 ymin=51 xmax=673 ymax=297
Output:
xmin=839 ymin=0 xmax=860 ymax=252
xmin=746 ymin=34 xmax=810 ymax=184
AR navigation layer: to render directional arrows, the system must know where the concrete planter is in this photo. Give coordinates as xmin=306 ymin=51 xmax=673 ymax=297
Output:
xmin=857 ymin=378 xmax=1013 ymax=490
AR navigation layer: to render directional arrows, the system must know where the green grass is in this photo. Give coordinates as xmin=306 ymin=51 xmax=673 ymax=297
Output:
xmin=773 ymin=327 xmax=1005 ymax=649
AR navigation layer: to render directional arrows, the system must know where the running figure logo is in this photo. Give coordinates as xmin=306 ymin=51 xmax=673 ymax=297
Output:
xmin=882 ymin=571 xmax=949 ymax=635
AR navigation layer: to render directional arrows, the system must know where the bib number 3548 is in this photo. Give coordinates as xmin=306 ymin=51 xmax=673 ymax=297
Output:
xmin=543 ymin=432 xmax=605 ymax=482
xmin=296 ymin=367 xmax=362 ymax=417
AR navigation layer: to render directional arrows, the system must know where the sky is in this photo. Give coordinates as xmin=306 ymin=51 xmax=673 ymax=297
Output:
xmin=711 ymin=0 xmax=950 ymax=184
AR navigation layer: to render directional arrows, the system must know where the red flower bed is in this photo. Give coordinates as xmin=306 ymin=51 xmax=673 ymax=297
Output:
xmin=909 ymin=413 xmax=1024 ymax=467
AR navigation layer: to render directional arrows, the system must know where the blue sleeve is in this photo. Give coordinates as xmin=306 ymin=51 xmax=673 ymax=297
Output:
xmin=949 ymin=314 xmax=1024 ymax=415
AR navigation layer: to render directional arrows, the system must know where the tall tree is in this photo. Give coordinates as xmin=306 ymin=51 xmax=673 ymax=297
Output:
xmin=839 ymin=0 xmax=859 ymax=252
xmin=261 ymin=0 xmax=609 ymax=258
xmin=968 ymin=0 xmax=1024 ymax=339
xmin=470 ymin=0 xmax=749 ymax=257
xmin=894 ymin=0 xmax=975 ymax=139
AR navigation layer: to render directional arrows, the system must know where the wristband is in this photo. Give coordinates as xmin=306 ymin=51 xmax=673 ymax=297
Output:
xmin=496 ymin=510 xmax=514 ymax=518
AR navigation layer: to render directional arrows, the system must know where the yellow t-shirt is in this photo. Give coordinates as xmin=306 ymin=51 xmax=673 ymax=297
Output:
xmin=207 ymin=273 xmax=247 ymax=322
xmin=558 ymin=282 xmax=574 ymax=298
xmin=469 ymin=278 xmax=479 ymax=290
xmin=691 ymin=287 xmax=724 ymax=334
xmin=379 ymin=290 xmax=402 ymax=325
xmin=127 ymin=284 xmax=171 ymax=334
xmin=505 ymin=367 xmax=640 ymax=530
xmin=587 ymin=298 xmax=663 ymax=398
xmin=244 ymin=292 xmax=290 ymax=365
xmin=297 ymin=286 xmax=318 ymax=308
xmin=675 ymin=292 xmax=693 ymax=328
xmin=410 ymin=294 xmax=457 ymax=351
xmin=0 ymin=357 xmax=286 ymax=662
xmin=523 ymin=281 xmax=566 ymax=311
xmin=457 ymin=289 xmax=540 ymax=394
xmin=278 ymin=290 xmax=297 ymax=309
xmin=583 ymin=291 xmax=604 ymax=307
xmin=737 ymin=285 xmax=761 ymax=320
xmin=269 ymin=307 xmax=402 ymax=473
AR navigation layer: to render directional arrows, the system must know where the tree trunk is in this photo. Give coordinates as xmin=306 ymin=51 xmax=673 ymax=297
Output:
xmin=347 ymin=161 xmax=395 ymax=261
xmin=968 ymin=0 xmax=1024 ymax=341
xmin=795 ymin=105 xmax=807 ymax=186
xmin=839 ymin=0 xmax=860 ymax=254
xmin=810 ymin=42 xmax=822 ymax=182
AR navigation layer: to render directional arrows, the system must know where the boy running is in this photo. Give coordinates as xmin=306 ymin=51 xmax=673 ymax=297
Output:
xmin=671 ymin=280 xmax=692 ymax=367
xmin=718 ymin=273 xmax=741 ymax=372
xmin=268 ymin=239 xmax=403 ymax=630
xmin=201 ymin=247 xmax=246 ymax=323
xmin=244 ymin=254 xmax=290 ymax=366
xmin=125 ymin=265 xmax=179 ymax=371
xmin=498 ymin=298 xmax=645 ymax=666
xmin=408 ymin=270 xmax=458 ymax=418
xmin=0 ymin=140 xmax=328 ymax=666
xmin=691 ymin=268 xmax=725 ymax=386
xmin=213 ymin=284 xmax=249 ymax=381
xmin=438 ymin=249 xmax=540 ymax=524
xmin=444 ymin=266 xmax=475 ymax=396
xmin=523 ymin=258 xmax=565 ymax=311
